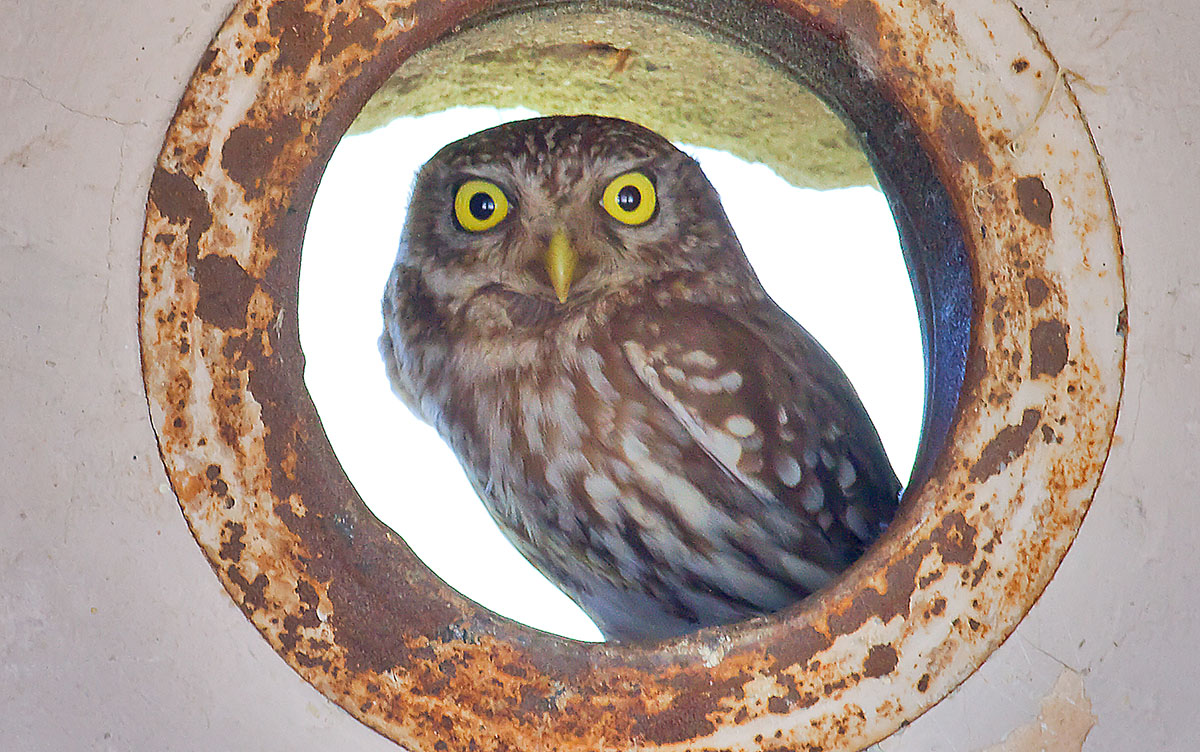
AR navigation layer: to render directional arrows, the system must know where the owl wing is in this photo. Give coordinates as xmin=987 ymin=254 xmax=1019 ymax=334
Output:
xmin=613 ymin=299 xmax=901 ymax=581
xmin=379 ymin=264 xmax=439 ymax=425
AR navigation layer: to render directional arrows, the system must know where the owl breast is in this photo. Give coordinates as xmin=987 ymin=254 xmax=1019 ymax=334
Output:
xmin=417 ymin=286 xmax=877 ymax=641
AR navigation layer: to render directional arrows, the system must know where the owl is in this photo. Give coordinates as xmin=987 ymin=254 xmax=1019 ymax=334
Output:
xmin=380 ymin=115 xmax=901 ymax=642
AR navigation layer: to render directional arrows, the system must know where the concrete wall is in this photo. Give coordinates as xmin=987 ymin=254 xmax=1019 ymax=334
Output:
xmin=2 ymin=0 xmax=1197 ymax=749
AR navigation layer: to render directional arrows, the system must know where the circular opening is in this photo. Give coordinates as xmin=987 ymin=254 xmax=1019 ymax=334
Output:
xmin=298 ymin=3 xmax=947 ymax=641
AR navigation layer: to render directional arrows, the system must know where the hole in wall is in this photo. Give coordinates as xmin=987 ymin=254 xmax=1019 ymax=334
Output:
xmin=298 ymin=6 xmax=923 ymax=640
xmin=143 ymin=0 xmax=1125 ymax=740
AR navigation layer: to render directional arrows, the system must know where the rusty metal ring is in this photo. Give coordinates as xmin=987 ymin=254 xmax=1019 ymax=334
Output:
xmin=140 ymin=0 xmax=1124 ymax=749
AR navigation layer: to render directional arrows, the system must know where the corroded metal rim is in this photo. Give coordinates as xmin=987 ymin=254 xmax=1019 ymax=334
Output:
xmin=139 ymin=0 xmax=1125 ymax=749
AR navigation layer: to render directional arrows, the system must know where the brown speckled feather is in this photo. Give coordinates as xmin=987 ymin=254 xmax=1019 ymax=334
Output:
xmin=380 ymin=115 xmax=900 ymax=641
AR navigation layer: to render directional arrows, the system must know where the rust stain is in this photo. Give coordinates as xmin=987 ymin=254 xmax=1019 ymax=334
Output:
xmin=862 ymin=644 xmax=898 ymax=678
xmin=220 ymin=520 xmax=247 ymax=562
xmin=268 ymin=0 xmax=325 ymax=74
xmin=220 ymin=116 xmax=302 ymax=200
xmin=193 ymin=255 xmax=257 ymax=330
xmin=1016 ymin=175 xmax=1054 ymax=228
xmin=1024 ymin=276 xmax=1050 ymax=308
xmin=837 ymin=0 xmax=883 ymax=43
xmin=969 ymin=409 xmax=1043 ymax=482
xmin=938 ymin=100 xmax=994 ymax=178
xmin=930 ymin=511 xmax=978 ymax=567
xmin=148 ymin=167 xmax=212 ymax=262
xmin=1031 ymin=319 xmax=1069 ymax=378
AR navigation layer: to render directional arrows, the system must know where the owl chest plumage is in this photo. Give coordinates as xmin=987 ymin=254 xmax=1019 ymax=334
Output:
xmin=389 ymin=277 xmax=897 ymax=640
xmin=435 ymin=302 xmax=694 ymax=573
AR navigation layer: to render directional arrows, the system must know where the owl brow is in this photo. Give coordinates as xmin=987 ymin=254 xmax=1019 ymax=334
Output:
xmin=596 ymin=163 xmax=659 ymax=195
xmin=450 ymin=172 xmax=518 ymax=200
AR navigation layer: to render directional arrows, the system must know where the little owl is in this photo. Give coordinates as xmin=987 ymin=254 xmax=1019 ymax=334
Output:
xmin=380 ymin=115 xmax=901 ymax=642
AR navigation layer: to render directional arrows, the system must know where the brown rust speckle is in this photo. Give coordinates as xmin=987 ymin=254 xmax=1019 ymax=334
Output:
xmin=220 ymin=116 xmax=302 ymax=200
xmin=930 ymin=511 xmax=977 ymax=567
xmin=322 ymin=8 xmax=388 ymax=64
xmin=938 ymin=100 xmax=993 ymax=178
xmin=970 ymin=560 xmax=990 ymax=587
xmin=198 ymin=46 xmax=219 ymax=74
xmin=268 ymin=0 xmax=324 ymax=74
xmin=862 ymin=644 xmax=898 ymax=678
xmin=633 ymin=664 xmax=755 ymax=744
xmin=770 ymin=624 xmax=833 ymax=671
xmin=1016 ymin=175 xmax=1054 ymax=228
xmin=220 ymin=521 xmax=247 ymax=562
xmin=826 ymin=541 xmax=923 ymax=635
xmin=227 ymin=564 xmax=269 ymax=613
xmin=193 ymin=255 xmax=257 ymax=330
xmin=148 ymin=167 xmax=213 ymax=263
xmin=1031 ymin=319 xmax=1069 ymax=378
xmin=969 ymin=409 xmax=1043 ymax=482
xmin=1024 ymin=276 xmax=1050 ymax=307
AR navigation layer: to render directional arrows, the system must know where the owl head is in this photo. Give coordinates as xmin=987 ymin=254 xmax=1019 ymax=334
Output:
xmin=396 ymin=115 xmax=758 ymax=315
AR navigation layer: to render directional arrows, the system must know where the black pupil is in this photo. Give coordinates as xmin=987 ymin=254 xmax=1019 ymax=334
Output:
xmin=469 ymin=191 xmax=495 ymax=221
xmin=616 ymin=185 xmax=641 ymax=212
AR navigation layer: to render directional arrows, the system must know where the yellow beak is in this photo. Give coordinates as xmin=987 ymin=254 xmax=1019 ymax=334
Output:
xmin=545 ymin=228 xmax=578 ymax=304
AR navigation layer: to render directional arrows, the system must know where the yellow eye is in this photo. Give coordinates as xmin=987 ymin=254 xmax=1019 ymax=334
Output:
xmin=601 ymin=171 xmax=657 ymax=225
xmin=454 ymin=179 xmax=510 ymax=232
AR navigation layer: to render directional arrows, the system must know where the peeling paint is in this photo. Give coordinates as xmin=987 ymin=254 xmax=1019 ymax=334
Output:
xmin=980 ymin=668 xmax=1095 ymax=752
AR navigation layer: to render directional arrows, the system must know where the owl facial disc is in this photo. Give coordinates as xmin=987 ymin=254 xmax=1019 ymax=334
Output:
xmin=546 ymin=228 xmax=578 ymax=303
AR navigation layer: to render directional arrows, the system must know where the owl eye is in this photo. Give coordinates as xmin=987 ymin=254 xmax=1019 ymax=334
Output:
xmin=601 ymin=171 xmax=657 ymax=225
xmin=454 ymin=179 xmax=510 ymax=232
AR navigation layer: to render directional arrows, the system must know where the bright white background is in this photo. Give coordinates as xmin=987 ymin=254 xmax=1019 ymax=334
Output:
xmin=299 ymin=107 xmax=923 ymax=641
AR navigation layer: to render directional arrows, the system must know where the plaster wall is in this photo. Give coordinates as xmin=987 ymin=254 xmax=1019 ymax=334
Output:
xmin=1 ymin=1 xmax=1196 ymax=750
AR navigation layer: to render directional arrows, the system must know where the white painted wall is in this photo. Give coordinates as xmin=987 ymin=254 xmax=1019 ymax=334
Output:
xmin=2 ymin=1 xmax=1196 ymax=749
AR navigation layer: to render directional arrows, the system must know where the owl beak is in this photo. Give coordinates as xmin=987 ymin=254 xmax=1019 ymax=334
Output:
xmin=545 ymin=228 xmax=578 ymax=303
